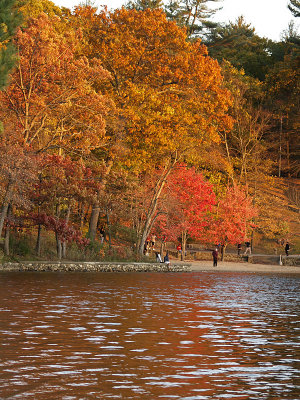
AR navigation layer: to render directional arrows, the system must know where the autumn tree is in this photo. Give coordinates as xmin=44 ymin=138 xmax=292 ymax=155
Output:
xmin=31 ymin=155 xmax=94 ymax=257
xmin=0 ymin=12 xmax=113 ymax=253
xmin=0 ymin=13 xmax=112 ymax=155
xmin=32 ymin=213 xmax=89 ymax=260
xmin=154 ymin=165 xmax=216 ymax=260
xmin=209 ymin=184 xmax=257 ymax=259
xmin=220 ymin=61 xmax=272 ymax=186
xmin=264 ymin=29 xmax=300 ymax=178
xmin=0 ymin=130 xmax=39 ymax=239
xmin=73 ymin=7 xmax=232 ymax=254
xmin=94 ymin=169 xmax=136 ymax=249
xmin=16 ymin=0 xmax=63 ymax=20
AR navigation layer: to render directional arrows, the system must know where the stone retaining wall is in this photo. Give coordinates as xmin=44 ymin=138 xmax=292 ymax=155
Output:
xmin=0 ymin=261 xmax=191 ymax=272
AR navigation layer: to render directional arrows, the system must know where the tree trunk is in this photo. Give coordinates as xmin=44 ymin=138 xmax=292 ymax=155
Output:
xmin=181 ymin=231 xmax=187 ymax=261
xmin=0 ymin=182 xmax=13 ymax=237
xmin=0 ymin=203 xmax=10 ymax=240
xmin=35 ymin=224 xmax=42 ymax=256
xmin=89 ymin=203 xmax=100 ymax=241
xmin=279 ymin=115 xmax=282 ymax=177
xmin=221 ymin=244 xmax=226 ymax=261
xmin=286 ymin=132 xmax=290 ymax=178
xmin=62 ymin=204 xmax=71 ymax=259
xmin=4 ymin=205 xmax=11 ymax=256
xmin=88 ymin=159 xmax=113 ymax=241
xmin=4 ymin=224 xmax=10 ymax=256
xmin=137 ymin=160 xmax=176 ymax=255
xmin=106 ymin=208 xmax=111 ymax=250
xmin=160 ymin=240 xmax=165 ymax=258
xmin=80 ymin=203 xmax=86 ymax=230
xmin=56 ymin=232 xmax=62 ymax=260
xmin=55 ymin=204 xmax=62 ymax=259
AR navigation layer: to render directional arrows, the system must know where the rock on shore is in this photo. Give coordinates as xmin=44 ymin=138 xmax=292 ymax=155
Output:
xmin=0 ymin=261 xmax=191 ymax=272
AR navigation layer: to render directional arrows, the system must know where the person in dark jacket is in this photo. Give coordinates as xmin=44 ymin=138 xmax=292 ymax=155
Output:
xmin=237 ymin=243 xmax=242 ymax=256
xmin=212 ymin=247 xmax=218 ymax=267
xmin=164 ymin=250 xmax=170 ymax=265
xmin=244 ymin=241 xmax=251 ymax=255
xmin=285 ymin=242 xmax=290 ymax=256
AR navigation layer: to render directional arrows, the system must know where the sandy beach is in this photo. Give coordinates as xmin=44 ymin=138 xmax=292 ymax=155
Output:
xmin=177 ymin=260 xmax=300 ymax=274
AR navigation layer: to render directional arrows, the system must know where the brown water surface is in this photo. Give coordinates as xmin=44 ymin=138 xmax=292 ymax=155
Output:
xmin=0 ymin=272 xmax=299 ymax=399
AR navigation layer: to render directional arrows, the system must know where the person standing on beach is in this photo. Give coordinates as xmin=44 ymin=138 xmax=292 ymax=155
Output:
xmin=237 ymin=243 xmax=242 ymax=256
xmin=164 ymin=250 xmax=170 ymax=265
xmin=176 ymin=243 xmax=182 ymax=258
xmin=98 ymin=226 xmax=105 ymax=244
xmin=212 ymin=247 xmax=218 ymax=267
xmin=155 ymin=252 xmax=162 ymax=263
xmin=285 ymin=242 xmax=290 ymax=256
xmin=244 ymin=241 xmax=251 ymax=255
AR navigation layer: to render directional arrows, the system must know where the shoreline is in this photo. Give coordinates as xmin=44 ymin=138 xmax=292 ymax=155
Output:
xmin=0 ymin=260 xmax=299 ymax=274
xmin=0 ymin=261 xmax=190 ymax=273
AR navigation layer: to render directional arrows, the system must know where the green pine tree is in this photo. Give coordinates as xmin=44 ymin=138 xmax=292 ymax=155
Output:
xmin=164 ymin=0 xmax=222 ymax=38
xmin=125 ymin=0 xmax=163 ymax=11
xmin=288 ymin=0 xmax=300 ymax=17
xmin=204 ymin=16 xmax=274 ymax=81
xmin=0 ymin=0 xmax=21 ymax=90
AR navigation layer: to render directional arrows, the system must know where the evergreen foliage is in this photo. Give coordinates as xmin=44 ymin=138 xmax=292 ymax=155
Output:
xmin=288 ymin=0 xmax=300 ymax=17
xmin=205 ymin=17 xmax=275 ymax=80
xmin=164 ymin=0 xmax=222 ymax=37
xmin=0 ymin=0 xmax=21 ymax=89
xmin=126 ymin=0 xmax=163 ymax=11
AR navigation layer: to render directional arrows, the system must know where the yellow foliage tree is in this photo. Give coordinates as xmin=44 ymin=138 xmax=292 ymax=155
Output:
xmin=73 ymin=6 xmax=232 ymax=253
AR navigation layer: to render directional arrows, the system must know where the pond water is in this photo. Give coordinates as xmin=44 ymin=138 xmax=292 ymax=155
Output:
xmin=0 ymin=271 xmax=299 ymax=399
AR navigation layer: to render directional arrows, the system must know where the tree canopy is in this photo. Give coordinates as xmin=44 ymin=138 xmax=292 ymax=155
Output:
xmin=0 ymin=0 xmax=299 ymax=261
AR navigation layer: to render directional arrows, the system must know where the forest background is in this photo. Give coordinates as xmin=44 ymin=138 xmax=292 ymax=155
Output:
xmin=0 ymin=0 xmax=299 ymax=262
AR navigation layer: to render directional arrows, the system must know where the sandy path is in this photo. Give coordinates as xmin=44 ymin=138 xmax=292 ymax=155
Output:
xmin=174 ymin=260 xmax=300 ymax=274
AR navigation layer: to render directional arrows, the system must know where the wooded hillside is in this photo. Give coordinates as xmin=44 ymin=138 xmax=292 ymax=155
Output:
xmin=0 ymin=0 xmax=299 ymax=261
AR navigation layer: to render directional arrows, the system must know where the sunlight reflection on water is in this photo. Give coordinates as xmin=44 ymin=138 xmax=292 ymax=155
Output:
xmin=0 ymin=271 xmax=299 ymax=399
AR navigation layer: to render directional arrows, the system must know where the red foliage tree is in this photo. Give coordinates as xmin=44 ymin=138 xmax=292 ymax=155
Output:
xmin=32 ymin=212 xmax=90 ymax=259
xmin=0 ymin=129 xmax=39 ymax=237
xmin=209 ymin=184 xmax=257 ymax=259
xmin=31 ymin=154 xmax=96 ymax=257
xmin=154 ymin=165 xmax=216 ymax=260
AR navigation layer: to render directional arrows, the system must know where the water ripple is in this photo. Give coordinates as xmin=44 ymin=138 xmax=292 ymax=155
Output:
xmin=0 ymin=271 xmax=299 ymax=399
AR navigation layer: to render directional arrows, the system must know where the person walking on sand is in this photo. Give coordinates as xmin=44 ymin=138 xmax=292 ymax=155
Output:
xmin=212 ymin=247 xmax=218 ymax=267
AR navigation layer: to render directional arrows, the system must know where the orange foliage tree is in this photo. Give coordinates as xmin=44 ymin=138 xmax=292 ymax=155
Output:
xmin=0 ymin=13 xmax=112 ymax=155
xmin=74 ymin=6 xmax=232 ymax=254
